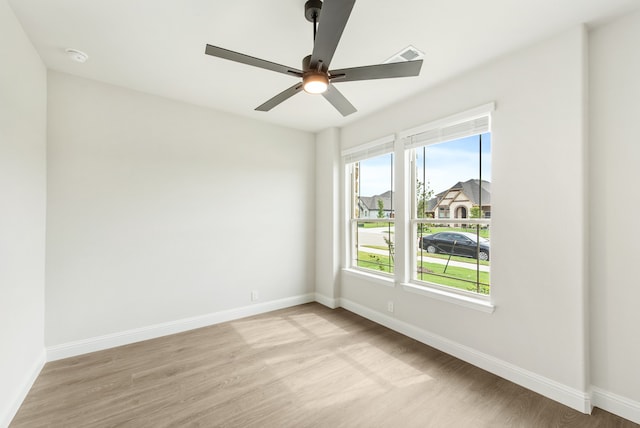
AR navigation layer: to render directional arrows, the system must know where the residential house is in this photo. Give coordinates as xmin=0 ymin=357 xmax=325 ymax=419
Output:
xmin=358 ymin=190 xmax=394 ymax=219
xmin=427 ymin=179 xmax=491 ymax=220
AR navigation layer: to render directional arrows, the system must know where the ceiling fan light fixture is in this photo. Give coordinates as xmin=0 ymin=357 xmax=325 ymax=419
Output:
xmin=303 ymin=72 xmax=329 ymax=94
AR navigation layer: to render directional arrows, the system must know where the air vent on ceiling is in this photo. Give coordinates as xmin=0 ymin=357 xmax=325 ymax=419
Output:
xmin=384 ymin=45 xmax=425 ymax=64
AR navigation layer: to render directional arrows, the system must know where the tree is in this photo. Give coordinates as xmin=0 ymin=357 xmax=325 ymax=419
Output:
xmin=383 ymin=234 xmax=395 ymax=263
xmin=470 ymin=205 xmax=482 ymax=219
xmin=416 ymin=180 xmax=434 ymax=218
xmin=416 ymin=180 xmax=434 ymax=234
xmin=377 ymin=198 xmax=385 ymax=219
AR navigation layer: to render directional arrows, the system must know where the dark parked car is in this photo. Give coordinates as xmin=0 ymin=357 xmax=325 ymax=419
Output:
xmin=419 ymin=231 xmax=490 ymax=261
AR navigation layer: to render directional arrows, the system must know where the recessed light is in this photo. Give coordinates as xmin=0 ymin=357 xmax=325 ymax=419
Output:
xmin=65 ymin=48 xmax=88 ymax=63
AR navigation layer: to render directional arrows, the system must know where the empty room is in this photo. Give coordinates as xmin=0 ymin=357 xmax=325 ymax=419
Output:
xmin=2 ymin=0 xmax=639 ymax=426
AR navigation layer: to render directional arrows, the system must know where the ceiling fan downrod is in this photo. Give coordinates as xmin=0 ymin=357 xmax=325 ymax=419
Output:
xmin=305 ymin=0 xmax=322 ymax=42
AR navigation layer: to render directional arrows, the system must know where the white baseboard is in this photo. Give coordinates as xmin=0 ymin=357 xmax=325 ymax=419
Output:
xmin=47 ymin=293 xmax=315 ymax=361
xmin=592 ymin=386 xmax=640 ymax=424
xmin=314 ymin=292 xmax=339 ymax=309
xmin=1 ymin=349 xmax=45 ymax=428
xmin=339 ymin=298 xmax=592 ymax=414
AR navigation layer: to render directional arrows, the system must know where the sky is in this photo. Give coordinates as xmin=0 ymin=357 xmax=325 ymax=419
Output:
xmin=358 ymin=133 xmax=491 ymax=197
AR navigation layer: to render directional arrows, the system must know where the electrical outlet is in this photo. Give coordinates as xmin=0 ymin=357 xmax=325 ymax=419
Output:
xmin=387 ymin=301 xmax=394 ymax=313
xmin=251 ymin=290 xmax=259 ymax=301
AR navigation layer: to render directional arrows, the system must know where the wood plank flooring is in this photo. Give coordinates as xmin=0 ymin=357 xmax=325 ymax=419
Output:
xmin=11 ymin=303 xmax=639 ymax=427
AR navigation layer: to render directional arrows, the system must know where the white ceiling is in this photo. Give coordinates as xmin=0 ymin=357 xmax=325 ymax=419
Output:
xmin=9 ymin=0 xmax=639 ymax=132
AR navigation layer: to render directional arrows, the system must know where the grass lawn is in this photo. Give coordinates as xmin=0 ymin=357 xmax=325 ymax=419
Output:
xmin=418 ymin=226 xmax=490 ymax=239
xmin=360 ymin=246 xmax=489 ymax=267
xmin=417 ymin=261 xmax=490 ymax=294
xmin=356 ymin=250 xmax=490 ymax=294
xmin=356 ymin=251 xmax=394 ymax=273
xmin=417 ymin=251 xmax=490 ymax=266
xmin=358 ymin=222 xmax=394 ymax=228
xmin=362 ymin=245 xmax=392 ymax=251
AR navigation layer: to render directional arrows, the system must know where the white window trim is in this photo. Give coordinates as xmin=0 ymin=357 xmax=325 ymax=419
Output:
xmin=399 ymin=102 xmax=495 ymax=142
xmin=402 ymin=282 xmax=495 ymax=313
xmin=342 ymin=267 xmax=396 ymax=288
xmin=341 ymin=134 xmax=395 ymax=163
xmin=403 ymin=104 xmax=494 ymax=309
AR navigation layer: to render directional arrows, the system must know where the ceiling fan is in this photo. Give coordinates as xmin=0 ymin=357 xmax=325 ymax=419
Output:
xmin=204 ymin=0 xmax=423 ymax=117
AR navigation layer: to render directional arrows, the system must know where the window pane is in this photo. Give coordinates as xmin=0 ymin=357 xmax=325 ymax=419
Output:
xmin=354 ymin=152 xmax=394 ymax=219
xmin=416 ymin=223 xmax=490 ymax=294
xmin=414 ymin=132 xmax=491 ymax=295
xmin=350 ymin=151 xmax=395 ymax=274
xmin=354 ymin=222 xmax=395 ymax=273
xmin=415 ymin=133 xmax=491 ymax=219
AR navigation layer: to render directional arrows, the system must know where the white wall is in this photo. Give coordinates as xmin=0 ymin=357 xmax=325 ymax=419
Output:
xmin=589 ymin=8 xmax=640 ymax=413
xmin=46 ymin=71 xmax=315 ymax=347
xmin=315 ymin=128 xmax=341 ymax=307
xmin=0 ymin=0 xmax=47 ymax=425
xmin=337 ymin=27 xmax=590 ymax=410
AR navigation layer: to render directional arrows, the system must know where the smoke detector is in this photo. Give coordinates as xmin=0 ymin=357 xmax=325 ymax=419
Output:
xmin=65 ymin=48 xmax=88 ymax=63
xmin=385 ymin=45 xmax=425 ymax=64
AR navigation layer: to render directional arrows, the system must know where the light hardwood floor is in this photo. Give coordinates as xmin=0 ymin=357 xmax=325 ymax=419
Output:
xmin=11 ymin=303 xmax=639 ymax=427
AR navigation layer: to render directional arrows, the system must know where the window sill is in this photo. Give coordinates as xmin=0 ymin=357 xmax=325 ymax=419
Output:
xmin=342 ymin=268 xmax=396 ymax=288
xmin=401 ymin=282 xmax=495 ymax=313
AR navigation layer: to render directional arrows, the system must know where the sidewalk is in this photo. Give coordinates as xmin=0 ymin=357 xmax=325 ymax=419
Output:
xmin=359 ymin=246 xmax=490 ymax=272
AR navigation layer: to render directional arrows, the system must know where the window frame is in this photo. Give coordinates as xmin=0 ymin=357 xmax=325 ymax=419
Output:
xmin=340 ymin=104 xmax=496 ymax=313
xmin=403 ymin=103 xmax=494 ymax=303
xmin=342 ymin=136 xmax=396 ymax=280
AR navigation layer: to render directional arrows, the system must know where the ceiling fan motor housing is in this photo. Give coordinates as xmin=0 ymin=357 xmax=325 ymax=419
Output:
xmin=304 ymin=0 xmax=323 ymax=22
xmin=302 ymin=54 xmax=329 ymax=93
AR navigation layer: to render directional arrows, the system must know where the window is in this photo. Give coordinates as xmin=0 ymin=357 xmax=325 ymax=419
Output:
xmin=438 ymin=207 xmax=450 ymax=218
xmin=405 ymin=108 xmax=492 ymax=297
xmin=412 ymin=135 xmax=491 ymax=294
xmin=344 ymin=137 xmax=395 ymax=276
xmin=342 ymin=104 xmax=494 ymax=309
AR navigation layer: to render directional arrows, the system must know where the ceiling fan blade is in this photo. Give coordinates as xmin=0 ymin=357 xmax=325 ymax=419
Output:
xmin=322 ymin=85 xmax=357 ymax=117
xmin=331 ymin=60 xmax=423 ymax=82
xmin=205 ymin=44 xmax=302 ymax=77
xmin=255 ymin=83 xmax=304 ymax=112
xmin=310 ymin=0 xmax=356 ymax=71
